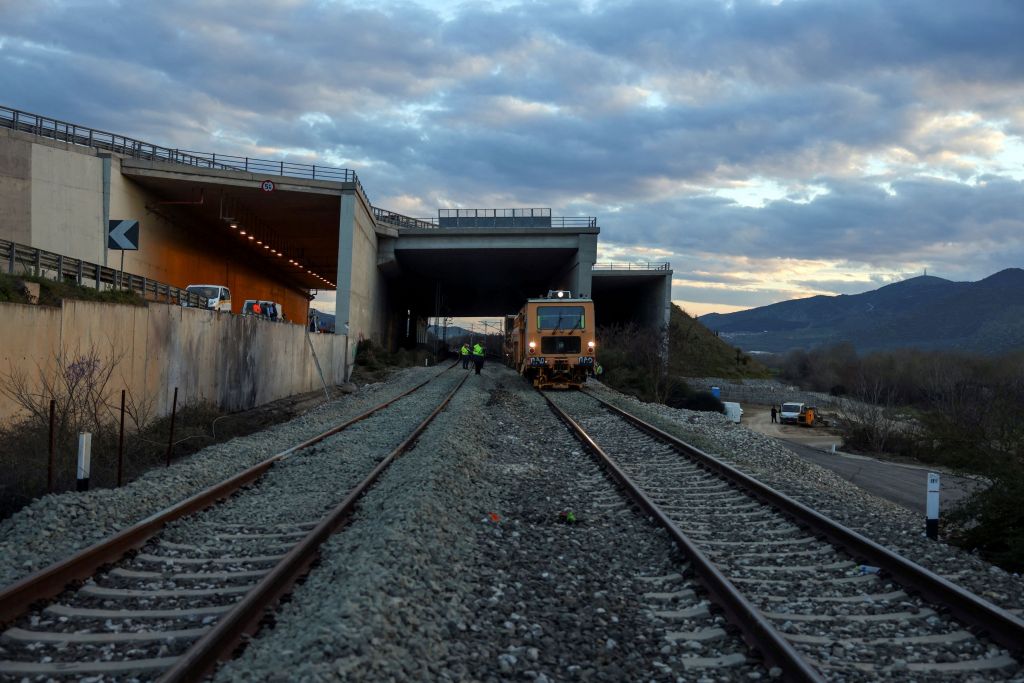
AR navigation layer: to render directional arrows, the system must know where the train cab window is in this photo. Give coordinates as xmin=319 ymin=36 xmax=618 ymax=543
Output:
xmin=537 ymin=306 xmax=585 ymax=330
xmin=541 ymin=336 xmax=582 ymax=354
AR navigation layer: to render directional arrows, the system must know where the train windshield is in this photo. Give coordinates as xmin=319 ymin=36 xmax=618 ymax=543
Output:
xmin=537 ymin=306 xmax=585 ymax=330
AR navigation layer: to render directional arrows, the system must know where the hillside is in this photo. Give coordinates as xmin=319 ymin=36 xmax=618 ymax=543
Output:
xmin=699 ymin=269 xmax=1024 ymax=355
xmin=668 ymin=304 xmax=771 ymax=378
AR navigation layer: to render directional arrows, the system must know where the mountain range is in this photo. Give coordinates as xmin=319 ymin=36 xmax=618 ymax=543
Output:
xmin=698 ymin=268 xmax=1024 ymax=355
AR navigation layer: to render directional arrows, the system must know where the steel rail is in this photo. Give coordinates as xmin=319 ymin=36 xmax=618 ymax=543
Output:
xmin=0 ymin=363 xmax=458 ymax=626
xmin=159 ymin=372 xmax=471 ymax=682
xmin=584 ymin=390 xmax=1024 ymax=657
xmin=539 ymin=391 xmax=825 ymax=683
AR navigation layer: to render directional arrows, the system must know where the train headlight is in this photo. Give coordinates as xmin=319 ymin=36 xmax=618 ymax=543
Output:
xmin=588 ymin=341 xmax=595 ymax=348
xmin=528 ymin=341 xmax=536 ymax=354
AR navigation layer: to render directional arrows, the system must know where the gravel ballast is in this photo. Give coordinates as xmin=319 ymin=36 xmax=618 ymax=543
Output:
xmin=582 ymin=380 xmax=1024 ymax=615
xmin=216 ymin=369 xmax=764 ymax=682
xmin=0 ymin=366 xmax=450 ymax=589
xmin=2 ymin=363 xmax=1021 ymax=681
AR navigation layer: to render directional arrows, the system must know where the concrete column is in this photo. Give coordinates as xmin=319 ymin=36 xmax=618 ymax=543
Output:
xmin=335 ymin=192 xmax=355 ymax=334
xmin=101 ymin=154 xmax=111 ymax=267
xmin=573 ymin=233 xmax=597 ymax=298
xmin=335 ymin=192 xmax=356 ymax=380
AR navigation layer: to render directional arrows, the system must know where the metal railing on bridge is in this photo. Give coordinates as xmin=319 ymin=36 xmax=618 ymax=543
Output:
xmin=592 ymin=262 xmax=671 ymax=271
xmin=372 ymin=206 xmax=598 ymax=230
xmin=0 ymin=105 xmax=367 ymax=199
xmin=2 ymin=239 xmax=206 ymax=307
xmin=372 ymin=207 xmax=439 ymax=230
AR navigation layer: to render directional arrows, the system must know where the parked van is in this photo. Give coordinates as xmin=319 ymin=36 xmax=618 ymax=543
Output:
xmin=779 ymin=402 xmax=804 ymax=424
xmin=723 ymin=401 xmax=743 ymax=423
xmin=185 ymin=284 xmax=231 ymax=312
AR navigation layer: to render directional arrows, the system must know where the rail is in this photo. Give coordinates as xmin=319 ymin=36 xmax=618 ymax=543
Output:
xmin=0 ymin=105 xmax=368 ymax=200
xmin=585 ymin=391 xmax=1024 ymax=659
xmin=541 ymin=390 xmax=823 ymax=682
xmin=0 ymin=363 xmax=459 ymax=625
xmin=1 ymin=239 xmax=205 ymax=307
xmin=592 ymin=262 xmax=671 ymax=271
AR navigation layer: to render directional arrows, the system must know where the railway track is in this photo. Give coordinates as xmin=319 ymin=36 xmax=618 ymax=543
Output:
xmin=543 ymin=389 xmax=1024 ymax=681
xmin=0 ymin=364 xmax=467 ymax=681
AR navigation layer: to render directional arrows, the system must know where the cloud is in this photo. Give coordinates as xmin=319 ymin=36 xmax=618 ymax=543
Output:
xmin=2 ymin=0 xmax=1022 ymax=312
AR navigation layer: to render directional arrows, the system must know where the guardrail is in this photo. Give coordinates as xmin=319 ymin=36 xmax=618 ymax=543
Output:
xmin=0 ymin=105 xmax=368 ymax=200
xmin=2 ymin=239 xmax=205 ymax=307
xmin=592 ymin=262 xmax=671 ymax=271
xmin=372 ymin=207 xmax=438 ymax=230
xmin=373 ymin=207 xmax=598 ymax=230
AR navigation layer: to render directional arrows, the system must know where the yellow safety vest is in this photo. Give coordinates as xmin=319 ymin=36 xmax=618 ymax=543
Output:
xmin=473 ymin=344 xmax=484 ymax=356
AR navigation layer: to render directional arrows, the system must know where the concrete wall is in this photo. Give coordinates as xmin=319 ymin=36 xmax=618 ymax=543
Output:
xmin=0 ymin=131 xmax=32 ymax=245
xmin=0 ymin=300 xmax=348 ymax=423
xmin=338 ymin=189 xmax=386 ymax=347
xmin=684 ymin=377 xmax=839 ymax=409
xmin=30 ymin=143 xmax=105 ymax=263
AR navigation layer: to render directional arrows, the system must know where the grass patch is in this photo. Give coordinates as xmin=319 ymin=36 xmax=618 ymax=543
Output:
xmin=0 ymin=272 xmax=145 ymax=307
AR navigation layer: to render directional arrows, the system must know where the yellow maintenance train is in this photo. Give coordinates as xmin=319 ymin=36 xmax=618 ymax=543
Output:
xmin=505 ymin=290 xmax=596 ymax=389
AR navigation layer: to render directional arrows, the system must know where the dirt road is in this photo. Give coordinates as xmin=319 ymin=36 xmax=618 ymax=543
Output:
xmin=742 ymin=404 xmax=980 ymax=514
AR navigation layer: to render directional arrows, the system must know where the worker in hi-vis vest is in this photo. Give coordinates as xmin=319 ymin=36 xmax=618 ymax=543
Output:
xmin=460 ymin=343 xmax=470 ymax=369
xmin=472 ymin=342 xmax=485 ymax=375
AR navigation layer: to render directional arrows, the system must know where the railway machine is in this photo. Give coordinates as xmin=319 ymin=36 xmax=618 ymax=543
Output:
xmin=505 ymin=290 xmax=596 ymax=389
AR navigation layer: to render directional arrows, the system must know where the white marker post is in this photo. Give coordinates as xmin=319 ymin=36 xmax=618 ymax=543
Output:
xmin=926 ymin=472 xmax=940 ymax=540
xmin=77 ymin=432 xmax=92 ymax=492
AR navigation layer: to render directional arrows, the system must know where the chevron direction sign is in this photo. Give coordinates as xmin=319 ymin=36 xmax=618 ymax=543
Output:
xmin=108 ymin=220 xmax=140 ymax=250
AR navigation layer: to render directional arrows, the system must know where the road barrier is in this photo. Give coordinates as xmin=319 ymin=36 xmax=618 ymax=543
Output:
xmin=1 ymin=238 xmax=205 ymax=307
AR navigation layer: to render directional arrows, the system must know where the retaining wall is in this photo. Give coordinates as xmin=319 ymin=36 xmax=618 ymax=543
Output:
xmin=0 ymin=299 xmax=348 ymax=423
xmin=684 ymin=377 xmax=839 ymax=409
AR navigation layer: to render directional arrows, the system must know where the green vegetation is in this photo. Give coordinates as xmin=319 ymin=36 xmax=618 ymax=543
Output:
xmin=0 ymin=272 xmax=145 ymax=307
xmin=352 ymin=339 xmax=434 ymax=383
xmin=597 ymin=304 xmax=766 ymax=409
xmin=667 ymin=304 xmax=771 ymax=379
xmin=767 ymin=344 xmax=1024 ymax=571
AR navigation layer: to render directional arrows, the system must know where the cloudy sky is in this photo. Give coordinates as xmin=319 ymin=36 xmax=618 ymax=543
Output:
xmin=2 ymin=0 xmax=1022 ymax=316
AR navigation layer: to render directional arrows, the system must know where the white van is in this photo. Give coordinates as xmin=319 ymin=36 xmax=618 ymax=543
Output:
xmin=779 ymin=402 xmax=805 ymax=424
xmin=185 ymin=284 xmax=231 ymax=312
xmin=723 ymin=402 xmax=743 ymax=423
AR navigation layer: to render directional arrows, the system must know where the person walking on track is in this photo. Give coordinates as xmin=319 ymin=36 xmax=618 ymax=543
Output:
xmin=461 ymin=343 xmax=470 ymax=369
xmin=472 ymin=342 xmax=485 ymax=375
xmin=770 ymin=405 xmax=778 ymax=423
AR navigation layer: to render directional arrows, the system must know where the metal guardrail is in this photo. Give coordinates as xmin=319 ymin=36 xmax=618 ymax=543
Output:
xmin=592 ymin=262 xmax=671 ymax=271
xmin=372 ymin=207 xmax=438 ymax=230
xmin=0 ymin=105 xmax=368 ymax=200
xmin=373 ymin=207 xmax=598 ymax=230
xmin=1 ymin=239 xmax=205 ymax=307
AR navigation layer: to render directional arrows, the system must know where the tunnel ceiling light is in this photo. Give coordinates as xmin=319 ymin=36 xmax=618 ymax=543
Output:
xmin=229 ymin=222 xmax=238 ymax=229
xmin=239 ymin=230 xmax=247 ymax=235
xmin=256 ymin=240 xmax=262 ymax=244
xmin=248 ymin=235 xmax=254 ymax=240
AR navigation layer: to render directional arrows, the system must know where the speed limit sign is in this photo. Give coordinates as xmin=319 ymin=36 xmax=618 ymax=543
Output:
xmin=260 ymin=180 xmax=275 ymax=192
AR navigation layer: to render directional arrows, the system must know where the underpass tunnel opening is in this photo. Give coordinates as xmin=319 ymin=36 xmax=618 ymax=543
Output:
xmin=382 ymin=246 xmax=584 ymax=353
xmin=119 ymin=171 xmax=345 ymax=322
xmin=590 ymin=274 xmax=672 ymax=332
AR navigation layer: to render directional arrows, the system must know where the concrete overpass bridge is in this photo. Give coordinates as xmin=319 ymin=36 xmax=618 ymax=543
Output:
xmin=0 ymin=105 xmax=672 ymax=358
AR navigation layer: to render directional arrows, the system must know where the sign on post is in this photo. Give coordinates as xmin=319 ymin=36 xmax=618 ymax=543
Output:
xmin=108 ymin=219 xmax=140 ymax=250
xmin=926 ymin=472 xmax=940 ymax=540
